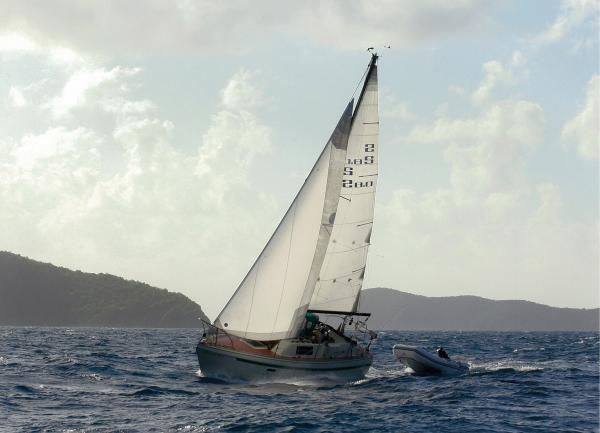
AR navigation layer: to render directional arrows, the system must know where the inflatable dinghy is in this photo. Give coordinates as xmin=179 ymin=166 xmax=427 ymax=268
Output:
xmin=393 ymin=344 xmax=469 ymax=375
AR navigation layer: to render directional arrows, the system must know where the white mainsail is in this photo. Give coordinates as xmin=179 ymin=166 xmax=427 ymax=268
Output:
xmin=214 ymin=101 xmax=353 ymax=340
xmin=309 ymin=61 xmax=379 ymax=312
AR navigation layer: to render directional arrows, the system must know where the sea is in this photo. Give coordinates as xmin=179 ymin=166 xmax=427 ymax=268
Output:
xmin=0 ymin=328 xmax=598 ymax=433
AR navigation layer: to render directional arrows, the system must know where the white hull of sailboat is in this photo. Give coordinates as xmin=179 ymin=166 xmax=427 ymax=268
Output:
xmin=196 ymin=342 xmax=372 ymax=383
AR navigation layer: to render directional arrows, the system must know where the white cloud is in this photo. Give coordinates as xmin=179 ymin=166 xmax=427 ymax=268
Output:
xmin=409 ymin=100 xmax=544 ymax=146
xmin=8 ymin=86 xmax=27 ymax=107
xmin=373 ymin=179 xmax=598 ymax=307
xmin=0 ymin=1 xmax=494 ymax=54
xmin=0 ymin=126 xmax=102 ymax=245
xmin=0 ymin=62 xmax=276 ymax=318
xmin=470 ymin=51 xmax=528 ymax=105
xmin=221 ymin=69 xmax=264 ymax=110
xmin=382 ymin=100 xmax=418 ymax=122
xmin=102 ymin=99 xmax=157 ymax=116
xmin=532 ymin=0 xmax=599 ymax=47
xmin=12 ymin=127 xmax=99 ymax=172
xmin=448 ymin=85 xmax=465 ymax=96
xmin=289 ymin=0 xmax=493 ymax=50
xmin=410 ymin=100 xmax=544 ymax=198
xmin=373 ymin=93 xmax=597 ymax=308
xmin=5 ymin=79 xmax=49 ymax=110
xmin=0 ymin=32 xmax=37 ymax=52
xmin=47 ymin=66 xmax=142 ymax=117
xmin=48 ymin=46 xmax=84 ymax=67
xmin=511 ymin=50 xmax=525 ymax=67
xmin=471 ymin=60 xmax=515 ymax=105
xmin=562 ymin=74 xmax=599 ymax=160
xmin=0 ymin=31 xmax=85 ymax=69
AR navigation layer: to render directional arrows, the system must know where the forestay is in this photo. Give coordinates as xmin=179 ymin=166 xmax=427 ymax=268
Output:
xmin=309 ymin=62 xmax=379 ymax=313
xmin=214 ymin=101 xmax=353 ymax=341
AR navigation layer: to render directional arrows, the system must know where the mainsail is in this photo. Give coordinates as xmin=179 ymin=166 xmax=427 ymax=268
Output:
xmin=214 ymin=101 xmax=353 ymax=340
xmin=309 ymin=57 xmax=379 ymax=312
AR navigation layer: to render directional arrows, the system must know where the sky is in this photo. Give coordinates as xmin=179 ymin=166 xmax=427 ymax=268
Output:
xmin=0 ymin=0 xmax=598 ymax=318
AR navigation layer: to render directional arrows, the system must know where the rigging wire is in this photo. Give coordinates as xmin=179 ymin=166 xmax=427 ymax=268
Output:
xmin=350 ymin=62 xmax=371 ymax=101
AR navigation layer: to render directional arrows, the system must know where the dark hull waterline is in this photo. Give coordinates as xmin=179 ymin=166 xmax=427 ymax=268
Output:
xmin=196 ymin=343 xmax=372 ymax=383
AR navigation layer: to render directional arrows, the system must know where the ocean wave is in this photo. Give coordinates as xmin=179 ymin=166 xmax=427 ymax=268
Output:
xmin=1 ymin=328 xmax=597 ymax=433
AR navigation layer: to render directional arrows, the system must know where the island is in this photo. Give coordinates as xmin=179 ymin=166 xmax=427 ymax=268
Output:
xmin=1 ymin=252 xmax=597 ymax=331
xmin=359 ymin=287 xmax=599 ymax=331
xmin=0 ymin=251 xmax=208 ymax=328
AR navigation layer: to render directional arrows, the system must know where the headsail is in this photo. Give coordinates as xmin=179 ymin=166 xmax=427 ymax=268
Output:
xmin=309 ymin=55 xmax=379 ymax=313
xmin=214 ymin=101 xmax=353 ymax=340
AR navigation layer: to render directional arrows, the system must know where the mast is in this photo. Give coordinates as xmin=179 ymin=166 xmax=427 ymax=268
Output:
xmin=354 ymin=53 xmax=378 ymax=120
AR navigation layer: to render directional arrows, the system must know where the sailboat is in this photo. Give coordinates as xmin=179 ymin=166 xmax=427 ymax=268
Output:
xmin=196 ymin=53 xmax=380 ymax=382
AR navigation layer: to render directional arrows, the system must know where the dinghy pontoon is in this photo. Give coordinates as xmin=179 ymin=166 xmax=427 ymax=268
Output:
xmin=393 ymin=344 xmax=469 ymax=375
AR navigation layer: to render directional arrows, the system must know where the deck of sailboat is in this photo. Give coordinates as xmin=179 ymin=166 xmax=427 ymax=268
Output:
xmin=199 ymin=325 xmax=371 ymax=362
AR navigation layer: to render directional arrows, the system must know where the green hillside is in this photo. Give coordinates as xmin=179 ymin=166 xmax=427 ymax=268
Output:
xmin=0 ymin=251 xmax=208 ymax=328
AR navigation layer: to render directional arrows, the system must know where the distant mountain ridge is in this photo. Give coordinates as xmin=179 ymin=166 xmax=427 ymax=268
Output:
xmin=1 ymin=252 xmax=597 ymax=331
xmin=0 ymin=251 xmax=208 ymax=328
xmin=360 ymin=288 xmax=599 ymax=331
